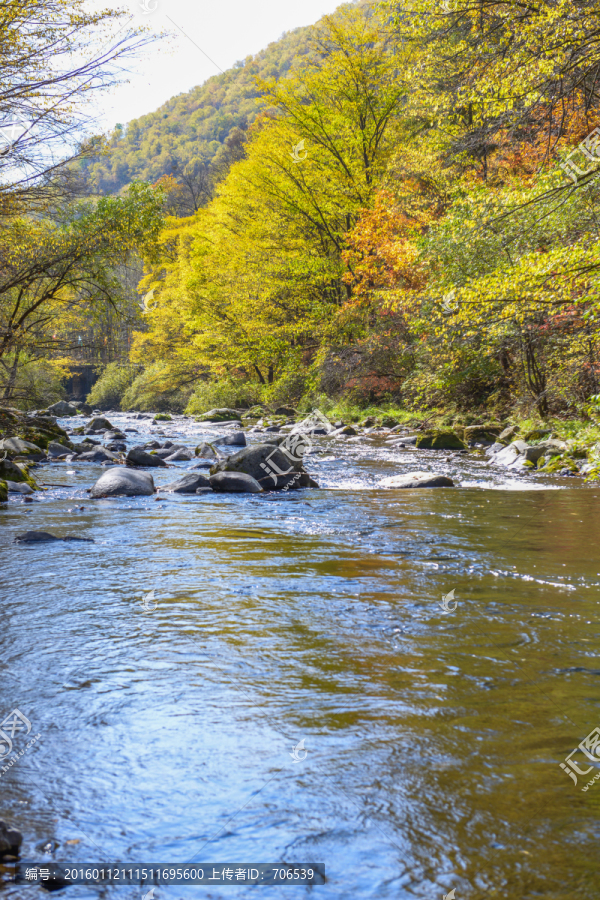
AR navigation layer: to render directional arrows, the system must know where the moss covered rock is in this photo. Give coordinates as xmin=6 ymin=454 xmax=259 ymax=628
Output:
xmin=0 ymin=480 xmax=7 ymax=503
xmin=0 ymin=458 xmax=39 ymax=490
xmin=416 ymin=430 xmax=467 ymax=450
xmin=196 ymin=408 xmax=242 ymax=422
xmin=153 ymin=413 xmax=172 ymax=422
xmin=463 ymin=423 xmax=502 ymax=444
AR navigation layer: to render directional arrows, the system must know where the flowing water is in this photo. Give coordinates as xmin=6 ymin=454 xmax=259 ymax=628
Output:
xmin=1 ymin=414 xmax=599 ymax=899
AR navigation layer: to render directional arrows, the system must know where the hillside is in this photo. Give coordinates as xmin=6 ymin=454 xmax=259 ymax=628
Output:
xmin=84 ymin=13 xmax=349 ymax=201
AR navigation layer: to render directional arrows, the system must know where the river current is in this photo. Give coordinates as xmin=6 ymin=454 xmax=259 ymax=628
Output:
xmin=1 ymin=413 xmax=599 ymax=899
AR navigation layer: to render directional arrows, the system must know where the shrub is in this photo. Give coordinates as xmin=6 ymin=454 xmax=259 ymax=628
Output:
xmin=87 ymin=363 xmax=138 ymax=410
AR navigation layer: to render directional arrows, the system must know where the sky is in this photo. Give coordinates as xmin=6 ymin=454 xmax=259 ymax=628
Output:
xmin=93 ymin=0 xmax=346 ymax=130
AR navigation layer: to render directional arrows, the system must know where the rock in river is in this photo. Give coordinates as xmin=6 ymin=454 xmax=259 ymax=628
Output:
xmin=164 ymin=447 xmax=194 ymax=461
xmin=47 ymin=440 xmax=73 ymax=457
xmin=213 ymin=432 xmax=247 ymax=448
xmin=0 ymin=437 xmax=46 ymax=460
xmin=160 ymin=473 xmax=211 ymax=493
xmin=14 ymin=531 xmax=94 ymax=543
xmin=415 ymin=430 xmax=467 ymax=450
xmin=196 ymin=408 xmax=242 ymax=422
xmin=48 ymin=400 xmax=79 ymax=417
xmin=211 ymin=442 xmax=305 ymax=484
xmin=84 ymin=416 xmax=113 ymax=434
xmin=5 ymin=481 xmax=33 ymax=494
xmin=380 ymin=471 xmax=455 ymax=488
xmin=210 ymin=472 xmax=263 ymax=493
xmin=0 ymin=819 xmax=22 ymax=858
xmin=90 ymin=467 xmax=155 ymax=498
xmin=126 ymin=446 xmax=167 ymax=467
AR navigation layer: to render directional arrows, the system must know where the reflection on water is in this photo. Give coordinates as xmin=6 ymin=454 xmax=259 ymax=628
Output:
xmin=1 ymin=414 xmax=599 ymax=899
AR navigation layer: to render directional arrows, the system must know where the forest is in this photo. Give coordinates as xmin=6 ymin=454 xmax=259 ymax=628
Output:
xmin=3 ymin=0 xmax=600 ymax=445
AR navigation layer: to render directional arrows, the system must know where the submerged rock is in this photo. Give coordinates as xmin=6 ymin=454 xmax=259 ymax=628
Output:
xmin=160 ymin=473 xmax=211 ymax=493
xmin=210 ymin=472 xmax=263 ymax=493
xmin=90 ymin=467 xmax=155 ymax=498
xmin=380 ymin=471 xmax=455 ymax=488
xmin=0 ymin=820 xmax=23 ymax=858
xmin=126 ymin=446 xmax=167 ymax=467
xmin=14 ymin=531 xmax=94 ymax=543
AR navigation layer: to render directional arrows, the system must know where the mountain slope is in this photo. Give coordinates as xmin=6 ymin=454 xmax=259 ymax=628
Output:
xmin=85 ymin=20 xmax=328 ymax=197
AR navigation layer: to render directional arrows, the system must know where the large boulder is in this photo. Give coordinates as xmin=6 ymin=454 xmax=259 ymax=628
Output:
xmin=274 ymin=406 xmax=297 ymax=417
xmin=160 ymin=473 xmax=211 ymax=493
xmin=210 ymin=472 xmax=262 ymax=493
xmin=210 ymin=442 xmax=305 ymax=486
xmin=380 ymin=472 xmax=455 ymax=488
xmin=48 ymin=400 xmax=78 ymax=417
xmin=90 ymin=467 xmax=155 ymax=498
xmin=126 ymin=446 xmax=167 ymax=467
xmin=0 ymin=820 xmax=23 ymax=858
xmin=0 ymin=437 xmax=45 ymax=460
xmin=84 ymin=416 xmax=113 ymax=434
xmin=196 ymin=408 xmax=242 ymax=422
xmin=416 ymin=431 xmax=467 ymax=450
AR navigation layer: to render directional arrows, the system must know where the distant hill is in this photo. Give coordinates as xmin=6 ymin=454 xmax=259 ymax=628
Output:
xmin=84 ymin=21 xmax=326 ymax=203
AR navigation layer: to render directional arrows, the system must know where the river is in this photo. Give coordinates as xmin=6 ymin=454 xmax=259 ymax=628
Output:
xmin=1 ymin=413 xmax=599 ymax=899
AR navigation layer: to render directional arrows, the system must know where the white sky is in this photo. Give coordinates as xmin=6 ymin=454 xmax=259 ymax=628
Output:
xmin=93 ymin=0 xmax=346 ymax=130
